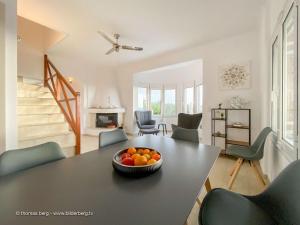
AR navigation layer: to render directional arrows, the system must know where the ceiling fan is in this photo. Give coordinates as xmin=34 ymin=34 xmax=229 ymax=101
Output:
xmin=97 ymin=30 xmax=143 ymax=55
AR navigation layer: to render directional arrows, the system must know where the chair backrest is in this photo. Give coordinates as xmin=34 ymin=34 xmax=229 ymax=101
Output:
xmin=256 ymin=160 xmax=300 ymax=225
xmin=135 ymin=111 xmax=152 ymax=128
xmin=177 ymin=113 xmax=202 ymax=129
xmin=0 ymin=142 xmax=65 ymax=177
xmin=99 ymin=129 xmax=128 ymax=148
xmin=249 ymin=127 xmax=272 ymax=159
xmin=171 ymin=126 xmax=199 ymax=143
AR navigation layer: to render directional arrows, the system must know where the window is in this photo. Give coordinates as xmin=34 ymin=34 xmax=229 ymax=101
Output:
xmin=271 ymin=2 xmax=299 ymax=160
xmin=150 ymin=89 xmax=161 ymax=116
xmin=282 ymin=5 xmax=298 ymax=146
xmin=196 ymin=85 xmax=203 ymax=113
xmin=137 ymin=87 xmax=148 ymax=110
xmin=164 ymin=89 xmax=176 ymax=117
xmin=184 ymin=87 xmax=194 ymax=113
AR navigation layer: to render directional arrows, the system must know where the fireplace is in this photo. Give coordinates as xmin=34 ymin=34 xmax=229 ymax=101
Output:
xmin=96 ymin=113 xmax=118 ymax=128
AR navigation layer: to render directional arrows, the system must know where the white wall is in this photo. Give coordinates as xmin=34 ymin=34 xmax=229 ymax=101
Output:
xmin=117 ymin=31 xmax=262 ymax=144
xmin=0 ymin=0 xmax=17 ymax=153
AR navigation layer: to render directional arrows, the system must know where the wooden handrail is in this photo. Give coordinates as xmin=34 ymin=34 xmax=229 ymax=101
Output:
xmin=44 ymin=55 xmax=81 ymax=155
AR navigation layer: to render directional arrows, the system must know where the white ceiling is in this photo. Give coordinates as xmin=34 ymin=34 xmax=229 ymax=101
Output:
xmin=17 ymin=0 xmax=264 ymax=67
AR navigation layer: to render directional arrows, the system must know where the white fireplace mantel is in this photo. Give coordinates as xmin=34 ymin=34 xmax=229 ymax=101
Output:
xmin=88 ymin=108 xmax=125 ymax=114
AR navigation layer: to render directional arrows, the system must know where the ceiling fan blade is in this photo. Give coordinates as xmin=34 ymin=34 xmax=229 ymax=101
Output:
xmin=105 ymin=48 xmax=115 ymax=55
xmin=121 ymin=45 xmax=143 ymax=51
xmin=97 ymin=31 xmax=116 ymax=44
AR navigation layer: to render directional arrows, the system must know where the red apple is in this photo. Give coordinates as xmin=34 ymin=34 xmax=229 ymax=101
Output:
xmin=121 ymin=153 xmax=131 ymax=160
xmin=121 ymin=157 xmax=134 ymax=166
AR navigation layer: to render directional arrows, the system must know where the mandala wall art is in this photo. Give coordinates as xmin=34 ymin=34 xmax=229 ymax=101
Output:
xmin=218 ymin=61 xmax=251 ymax=90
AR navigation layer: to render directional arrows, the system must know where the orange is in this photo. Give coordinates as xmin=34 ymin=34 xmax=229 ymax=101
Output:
xmin=152 ymin=153 xmax=161 ymax=161
xmin=131 ymin=153 xmax=140 ymax=160
xmin=147 ymin=159 xmax=157 ymax=165
xmin=143 ymin=149 xmax=150 ymax=154
xmin=127 ymin=147 xmax=136 ymax=155
xmin=143 ymin=154 xmax=151 ymax=160
xmin=134 ymin=155 xmax=147 ymax=166
xmin=149 ymin=150 xmax=157 ymax=156
xmin=137 ymin=149 xmax=144 ymax=155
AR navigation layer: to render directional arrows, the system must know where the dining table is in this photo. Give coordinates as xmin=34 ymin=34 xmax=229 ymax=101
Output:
xmin=0 ymin=135 xmax=220 ymax=225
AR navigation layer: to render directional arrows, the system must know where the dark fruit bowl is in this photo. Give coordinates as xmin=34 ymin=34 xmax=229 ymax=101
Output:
xmin=112 ymin=148 xmax=163 ymax=177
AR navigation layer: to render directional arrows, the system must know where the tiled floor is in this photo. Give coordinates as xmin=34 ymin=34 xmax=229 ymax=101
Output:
xmin=81 ymin=134 xmax=265 ymax=225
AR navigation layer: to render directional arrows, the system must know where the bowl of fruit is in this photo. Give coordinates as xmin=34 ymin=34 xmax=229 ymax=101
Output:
xmin=112 ymin=147 xmax=163 ymax=176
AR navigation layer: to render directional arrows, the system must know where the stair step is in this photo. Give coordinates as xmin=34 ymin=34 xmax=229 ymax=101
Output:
xmin=17 ymin=114 xmax=65 ymax=126
xmin=18 ymin=98 xmax=57 ymax=106
xmin=18 ymin=132 xmax=76 ymax=155
xmin=18 ymin=82 xmax=50 ymax=93
xmin=18 ymin=130 xmax=74 ymax=141
xmin=17 ymin=105 xmax=61 ymax=115
xmin=18 ymin=122 xmax=70 ymax=140
xmin=17 ymin=90 xmax=53 ymax=98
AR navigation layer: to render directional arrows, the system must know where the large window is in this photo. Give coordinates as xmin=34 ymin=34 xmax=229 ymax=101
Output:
xmin=137 ymin=87 xmax=148 ymax=110
xmin=164 ymin=89 xmax=176 ymax=117
xmin=150 ymin=89 xmax=161 ymax=116
xmin=271 ymin=2 xmax=299 ymax=159
xmin=184 ymin=87 xmax=194 ymax=113
xmin=282 ymin=6 xmax=298 ymax=146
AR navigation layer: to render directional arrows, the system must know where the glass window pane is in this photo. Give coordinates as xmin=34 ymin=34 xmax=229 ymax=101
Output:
xmin=150 ymin=89 xmax=161 ymax=116
xmin=184 ymin=87 xmax=194 ymax=114
xmin=137 ymin=87 xmax=147 ymax=110
xmin=164 ymin=89 xmax=176 ymax=117
xmin=196 ymin=85 xmax=203 ymax=113
xmin=271 ymin=37 xmax=281 ymax=133
xmin=282 ymin=6 xmax=298 ymax=146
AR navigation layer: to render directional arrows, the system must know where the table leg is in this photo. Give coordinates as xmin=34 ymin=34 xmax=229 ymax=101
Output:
xmin=205 ymin=178 xmax=212 ymax=192
xmin=165 ymin=124 xmax=167 ymax=134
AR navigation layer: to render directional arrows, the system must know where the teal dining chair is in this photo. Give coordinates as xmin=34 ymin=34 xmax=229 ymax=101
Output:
xmin=99 ymin=128 xmax=128 ymax=148
xmin=0 ymin=142 xmax=65 ymax=177
xmin=171 ymin=126 xmax=199 ymax=143
xmin=227 ymin=127 xmax=272 ymax=189
xmin=199 ymin=159 xmax=300 ymax=225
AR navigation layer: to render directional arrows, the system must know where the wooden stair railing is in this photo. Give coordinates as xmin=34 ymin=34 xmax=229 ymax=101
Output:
xmin=44 ymin=55 xmax=81 ymax=155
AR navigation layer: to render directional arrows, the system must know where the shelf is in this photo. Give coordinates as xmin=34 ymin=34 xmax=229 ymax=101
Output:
xmin=211 ymin=108 xmax=251 ymax=110
xmin=226 ymin=140 xmax=249 ymax=147
xmin=226 ymin=125 xmax=249 ymax=129
xmin=212 ymin=118 xmax=226 ymax=121
xmin=212 ymin=133 xmax=226 ymax=138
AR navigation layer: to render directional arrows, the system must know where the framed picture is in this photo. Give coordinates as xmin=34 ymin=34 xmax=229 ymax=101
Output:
xmin=218 ymin=61 xmax=251 ymax=90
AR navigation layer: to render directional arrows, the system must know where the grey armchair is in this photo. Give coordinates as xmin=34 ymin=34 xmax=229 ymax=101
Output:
xmin=227 ymin=127 xmax=272 ymax=189
xmin=135 ymin=110 xmax=159 ymax=135
xmin=199 ymin=160 xmax=300 ymax=225
xmin=99 ymin=128 xmax=128 ymax=148
xmin=174 ymin=113 xmax=202 ymax=130
xmin=0 ymin=142 xmax=65 ymax=177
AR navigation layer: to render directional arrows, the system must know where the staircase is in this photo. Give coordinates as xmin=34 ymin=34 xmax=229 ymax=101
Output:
xmin=17 ymin=79 xmax=77 ymax=157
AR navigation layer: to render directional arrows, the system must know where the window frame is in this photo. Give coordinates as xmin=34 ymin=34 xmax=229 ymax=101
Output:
xmin=270 ymin=1 xmax=299 ymax=161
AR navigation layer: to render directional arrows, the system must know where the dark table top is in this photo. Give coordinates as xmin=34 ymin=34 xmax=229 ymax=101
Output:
xmin=0 ymin=136 xmax=220 ymax=225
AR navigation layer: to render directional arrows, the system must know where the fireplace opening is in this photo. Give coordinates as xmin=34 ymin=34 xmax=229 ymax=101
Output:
xmin=96 ymin=113 xmax=118 ymax=128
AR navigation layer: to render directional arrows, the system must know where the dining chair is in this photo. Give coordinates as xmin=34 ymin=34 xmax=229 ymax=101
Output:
xmin=199 ymin=159 xmax=300 ymax=225
xmin=171 ymin=126 xmax=211 ymax=207
xmin=99 ymin=128 xmax=128 ymax=148
xmin=171 ymin=126 xmax=199 ymax=143
xmin=227 ymin=127 xmax=272 ymax=189
xmin=0 ymin=142 xmax=65 ymax=177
